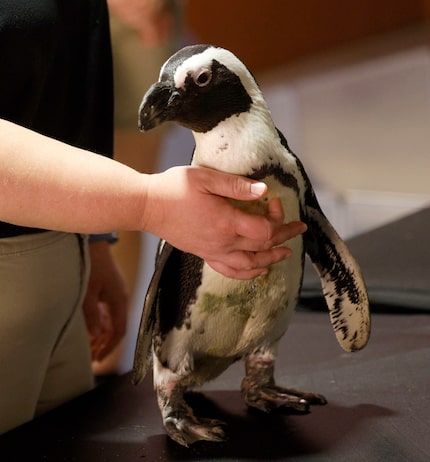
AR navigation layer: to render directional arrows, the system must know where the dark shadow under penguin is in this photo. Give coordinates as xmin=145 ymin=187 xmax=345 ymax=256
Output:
xmin=133 ymin=44 xmax=370 ymax=447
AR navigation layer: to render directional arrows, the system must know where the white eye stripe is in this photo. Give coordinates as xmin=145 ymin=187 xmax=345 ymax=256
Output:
xmin=173 ymin=47 xmax=255 ymax=96
xmin=174 ymin=53 xmax=211 ymax=89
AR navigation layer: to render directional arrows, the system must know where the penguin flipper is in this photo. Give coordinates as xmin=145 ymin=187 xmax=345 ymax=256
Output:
xmin=303 ymin=191 xmax=371 ymax=352
xmin=132 ymin=240 xmax=173 ymax=385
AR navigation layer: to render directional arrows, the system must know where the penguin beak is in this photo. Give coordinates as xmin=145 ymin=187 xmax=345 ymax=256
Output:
xmin=138 ymin=82 xmax=181 ymax=132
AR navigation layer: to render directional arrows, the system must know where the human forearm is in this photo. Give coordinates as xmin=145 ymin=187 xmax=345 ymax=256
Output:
xmin=0 ymin=119 xmax=147 ymax=233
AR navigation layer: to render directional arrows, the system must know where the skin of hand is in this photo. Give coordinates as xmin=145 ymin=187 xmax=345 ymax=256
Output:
xmin=142 ymin=166 xmax=308 ymax=279
xmin=82 ymin=241 xmax=128 ymax=361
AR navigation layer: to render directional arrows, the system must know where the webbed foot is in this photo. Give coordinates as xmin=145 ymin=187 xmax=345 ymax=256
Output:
xmin=242 ymin=378 xmax=327 ymax=413
xmin=242 ymin=353 xmax=327 ymax=414
xmin=164 ymin=412 xmax=227 ymax=447
xmin=157 ymin=385 xmax=227 ymax=447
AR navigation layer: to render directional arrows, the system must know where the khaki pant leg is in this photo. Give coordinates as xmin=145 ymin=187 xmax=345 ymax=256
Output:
xmin=0 ymin=232 xmax=93 ymax=434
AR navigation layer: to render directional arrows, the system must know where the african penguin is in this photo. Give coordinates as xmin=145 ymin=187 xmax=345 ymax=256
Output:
xmin=133 ymin=44 xmax=370 ymax=447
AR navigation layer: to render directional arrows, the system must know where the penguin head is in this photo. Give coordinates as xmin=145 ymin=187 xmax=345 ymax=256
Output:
xmin=138 ymin=45 xmax=261 ymax=133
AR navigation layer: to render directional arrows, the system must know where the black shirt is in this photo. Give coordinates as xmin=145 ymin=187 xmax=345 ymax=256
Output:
xmin=0 ymin=0 xmax=114 ymax=237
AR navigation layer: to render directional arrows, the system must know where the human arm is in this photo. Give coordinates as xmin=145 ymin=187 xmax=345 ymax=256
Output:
xmin=0 ymin=118 xmax=306 ymax=279
xmin=0 ymin=118 xmax=148 ymax=234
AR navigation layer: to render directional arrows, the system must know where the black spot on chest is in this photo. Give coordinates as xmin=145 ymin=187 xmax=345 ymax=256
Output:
xmin=247 ymin=128 xmax=304 ymax=194
xmin=249 ymin=163 xmax=299 ymax=194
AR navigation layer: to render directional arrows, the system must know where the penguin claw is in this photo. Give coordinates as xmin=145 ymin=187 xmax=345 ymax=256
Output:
xmin=242 ymin=381 xmax=327 ymax=414
xmin=164 ymin=415 xmax=227 ymax=447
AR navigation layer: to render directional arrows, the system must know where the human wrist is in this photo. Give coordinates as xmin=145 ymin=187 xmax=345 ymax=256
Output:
xmin=137 ymin=172 xmax=164 ymax=235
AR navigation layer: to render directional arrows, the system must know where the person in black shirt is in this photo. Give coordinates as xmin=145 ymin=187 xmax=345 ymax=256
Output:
xmin=0 ymin=0 xmax=129 ymax=433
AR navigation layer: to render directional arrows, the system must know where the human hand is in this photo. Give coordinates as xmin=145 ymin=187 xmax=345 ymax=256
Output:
xmin=142 ymin=166 xmax=307 ymax=279
xmin=82 ymin=241 xmax=128 ymax=361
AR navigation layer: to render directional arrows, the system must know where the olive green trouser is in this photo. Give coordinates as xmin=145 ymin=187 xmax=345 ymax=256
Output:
xmin=0 ymin=231 xmax=94 ymax=434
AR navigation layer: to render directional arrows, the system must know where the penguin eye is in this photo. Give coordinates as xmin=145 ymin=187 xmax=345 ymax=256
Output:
xmin=193 ymin=68 xmax=212 ymax=87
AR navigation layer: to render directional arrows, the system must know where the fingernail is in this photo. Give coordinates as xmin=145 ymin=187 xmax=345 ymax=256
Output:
xmin=250 ymin=182 xmax=267 ymax=197
xmin=298 ymin=222 xmax=308 ymax=233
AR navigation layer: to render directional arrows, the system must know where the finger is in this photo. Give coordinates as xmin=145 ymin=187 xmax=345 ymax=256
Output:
xmin=91 ymin=337 xmax=107 ymax=361
xmin=230 ymin=198 xmax=287 ymax=242
xmin=207 ymin=260 xmax=269 ymax=280
xmin=207 ymin=246 xmax=293 ymax=280
xmin=232 ymin=208 xmax=277 ymax=242
xmin=244 ymin=246 xmax=293 ymax=269
xmin=263 ymin=221 xmax=308 ymax=249
xmin=233 ymin=197 xmax=285 ymax=241
xmin=94 ymin=339 xmax=115 ymax=362
xmin=232 ymin=220 xmax=306 ymax=253
xmin=228 ymin=219 xmax=306 ymax=254
xmin=200 ymin=167 xmax=268 ymax=200
xmin=92 ymin=328 xmax=121 ymax=362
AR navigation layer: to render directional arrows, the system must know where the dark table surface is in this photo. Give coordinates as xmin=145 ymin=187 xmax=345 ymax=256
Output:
xmin=1 ymin=208 xmax=430 ymax=462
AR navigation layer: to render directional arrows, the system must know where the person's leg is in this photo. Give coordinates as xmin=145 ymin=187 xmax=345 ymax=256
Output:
xmin=36 ymin=233 xmax=94 ymax=415
xmin=0 ymin=232 xmax=93 ymax=433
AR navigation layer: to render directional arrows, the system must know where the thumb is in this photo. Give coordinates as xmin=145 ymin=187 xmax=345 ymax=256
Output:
xmin=204 ymin=169 xmax=268 ymax=200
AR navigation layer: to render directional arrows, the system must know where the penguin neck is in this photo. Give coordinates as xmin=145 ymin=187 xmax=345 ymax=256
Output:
xmin=191 ymin=96 xmax=277 ymax=175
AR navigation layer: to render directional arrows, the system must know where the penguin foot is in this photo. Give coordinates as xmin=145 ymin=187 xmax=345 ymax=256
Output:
xmin=156 ymin=384 xmax=227 ymax=447
xmin=163 ymin=413 xmax=227 ymax=447
xmin=242 ymin=353 xmax=327 ymax=414
xmin=241 ymin=378 xmax=327 ymax=414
